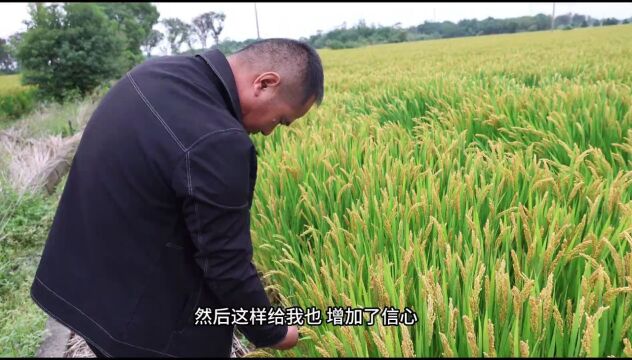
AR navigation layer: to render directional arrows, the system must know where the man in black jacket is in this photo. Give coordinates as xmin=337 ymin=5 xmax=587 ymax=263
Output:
xmin=30 ymin=38 xmax=324 ymax=357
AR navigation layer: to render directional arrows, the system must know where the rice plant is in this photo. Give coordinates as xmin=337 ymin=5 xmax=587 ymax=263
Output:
xmin=244 ymin=25 xmax=632 ymax=357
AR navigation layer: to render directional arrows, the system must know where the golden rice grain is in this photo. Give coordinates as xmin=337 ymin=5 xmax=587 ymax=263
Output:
xmin=470 ymin=263 xmax=486 ymax=320
xmin=520 ymin=340 xmax=530 ymax=357
xmin=401 ymin=324 xmax=415 ymax=358
xmin=529 ymin=296 xmax=541 ymax=335
xmin=623 ymin=338 xmax=632 ymax=357
xmin=439 ymin=332 xmax=454 ymax=358
xmin=541 ymin=273 xmax=554 ymax=325
xmin=512 ymin=286 xmax=523 ymax=320
xmin=462 ymin=315 xmax=479 ymax=356
xmin=327 ymin=331 xmax=346 ymax=356
xmin=553 ymin=303 xmax=564 ymax=336
xmin=488 ymin=318 xmax=497 ymax=358
xmin=581 ymin=306 xmax=609 ymax=356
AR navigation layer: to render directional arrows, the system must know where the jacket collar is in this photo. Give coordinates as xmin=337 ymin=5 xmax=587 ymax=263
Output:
xmin=196 ymin=49 xmax=244 ymax=125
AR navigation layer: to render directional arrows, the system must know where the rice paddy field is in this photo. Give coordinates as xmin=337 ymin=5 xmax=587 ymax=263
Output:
xmin=0 ymin=74 xmax=23 ymax=90
xmin=247 ymin=25 xmax=632 ymax=357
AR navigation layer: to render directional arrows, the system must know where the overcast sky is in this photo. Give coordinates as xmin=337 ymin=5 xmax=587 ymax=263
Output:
xmin=1 ymin=2 xmax=631 ymax=53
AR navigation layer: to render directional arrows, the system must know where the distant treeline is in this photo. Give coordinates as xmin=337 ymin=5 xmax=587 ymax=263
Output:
xmin=210 ymin=13 xmax=631 ymax=53
xmin=304 ymin=13 xmax=630 ymax=50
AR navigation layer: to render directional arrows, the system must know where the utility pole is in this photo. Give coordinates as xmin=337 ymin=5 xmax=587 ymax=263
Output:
xmin=254 ymin=2 xmax=261 ymax=39
xmin=551 ymin=2 xmax=556 ymax=30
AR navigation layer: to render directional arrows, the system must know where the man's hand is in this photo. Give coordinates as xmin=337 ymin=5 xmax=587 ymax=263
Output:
xmin=270 ymin=326 xmax=299 ymax=350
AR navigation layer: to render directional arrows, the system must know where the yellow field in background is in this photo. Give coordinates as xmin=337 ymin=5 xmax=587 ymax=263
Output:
xmin=0 ymin=74 xmax=30 ymax=95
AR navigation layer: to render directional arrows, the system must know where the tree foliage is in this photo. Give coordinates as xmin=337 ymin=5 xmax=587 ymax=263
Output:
xmin=0 ymin=38 xmax=15 ymax=74
xmin=13 ymin=2 xmax=160 ymax=101
xmin=161 ymin=17 xmax=190 ymax=55
xmin=142 ymin=29 xmax=164 ymax=57
xmin=192 ymin=11 xmax=225 ymax=49
xmin=16 ymin=3 xmax=128 ymax=101
xmin=96 ymin=3 xmax=160 ymax=68
xmin=207 ymin=12 xmax=226 ymax=47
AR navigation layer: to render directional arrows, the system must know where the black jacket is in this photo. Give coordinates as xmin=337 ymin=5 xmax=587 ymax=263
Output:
xmin=30 ymin=49 xmax=288 ymax=357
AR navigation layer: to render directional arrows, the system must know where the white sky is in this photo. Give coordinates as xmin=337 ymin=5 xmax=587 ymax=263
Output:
xmin=1 ymin=2 xmax=631 ymax=54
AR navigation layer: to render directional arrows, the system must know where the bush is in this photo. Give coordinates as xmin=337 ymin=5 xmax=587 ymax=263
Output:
xmin=0 ymin=87 xmax=38 ymax=122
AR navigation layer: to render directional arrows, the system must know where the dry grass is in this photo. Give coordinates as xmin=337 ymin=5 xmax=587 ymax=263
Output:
xmin=64 ymin=333 xmax=95 ymax=358
xmin=0 ymin=128 xmax=67 ymax=195
xmin=0 ymin=93 xmax=98 ymax=195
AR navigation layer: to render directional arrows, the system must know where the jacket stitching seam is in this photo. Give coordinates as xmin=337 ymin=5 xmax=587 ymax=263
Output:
xmin=185 ymin=128 xmax=244 ymax=153
xmin=126 ymin=72 xmax=186 ymax=152
xmin=184 ymin=148 xmax=250 ymax=210
xmin=30 ymin=294 xmax=114 ymax=358
xmin=34 ymin=276 xmax=176 ymax=357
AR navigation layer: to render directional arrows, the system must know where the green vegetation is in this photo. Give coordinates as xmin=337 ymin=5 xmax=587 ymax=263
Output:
xmin=0 ymin=75 xmax=37 ymax=123
xmin=0 ymin=83 xmax=104 ymax=355
xmin=0 ymin=182 xmax=60 ymax=357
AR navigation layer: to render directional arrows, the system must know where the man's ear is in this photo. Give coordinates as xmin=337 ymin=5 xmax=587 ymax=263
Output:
xmin=254 ymin=72 xmax=281 ymax=96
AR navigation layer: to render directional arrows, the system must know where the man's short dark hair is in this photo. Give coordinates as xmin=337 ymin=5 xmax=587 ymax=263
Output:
xmin=233 ymin=38 xmax=324 ymax=107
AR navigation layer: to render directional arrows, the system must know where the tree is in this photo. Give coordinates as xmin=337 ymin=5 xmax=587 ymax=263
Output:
xmin=479 ymin=17 xmax=501 ymax=35
xmin=439 ymin=21 xmax=459 ymax=38
xmin=192 ymin=12 xmax=217 ymax=49
xmin=417 ymin=21 xmax=442 ymax=36
xmin=0 ymin=38 xmax=15 ymax=73
xmin=602 ymin=18 xmax=620 ymax=26
xmin=571 ymin=14 xmax=586 ymax=27
xmin=16 ymin=3 xmax=127 ymax=101
xmin=141 ymin=29 xmax=163 ymax=57
xmin=555 ymin=13 xmax=572 ymax=27
xmin=505 ymin=21 xmax=519 ymax=33
xmin=533 ymin=13 xmax=551 ymax=31
xmin=7 ymin=32 xmax=24 ymax=55
xmin=215 ymin=38 xmax=257 ymax=55
xmin=207 ymin=12 xmax=226 ymax=47
xmin=183 ymin=23 xmax=196 ymax=52
xmin=0 ymin=33 xmax=25 ymax=73
xmin=590 ymin=18 xmax=600 ymax=26
xmin=458 ymin=19 xmax=479 ymax=36
xmin=96 ymin=3 xmax=159 ymax=68
xmin=161 ymin=17 xmax=190 ymax=55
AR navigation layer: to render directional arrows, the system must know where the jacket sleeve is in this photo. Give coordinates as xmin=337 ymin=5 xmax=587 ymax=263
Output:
xmin=171 ymin=129 xmax=288 ymax=348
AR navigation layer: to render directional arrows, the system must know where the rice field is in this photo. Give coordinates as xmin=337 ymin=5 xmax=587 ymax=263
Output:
xmin=0 ymin=74 xmax=26 ymax=94
xmin=246 ymin=25 xmax=632 ymax=357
